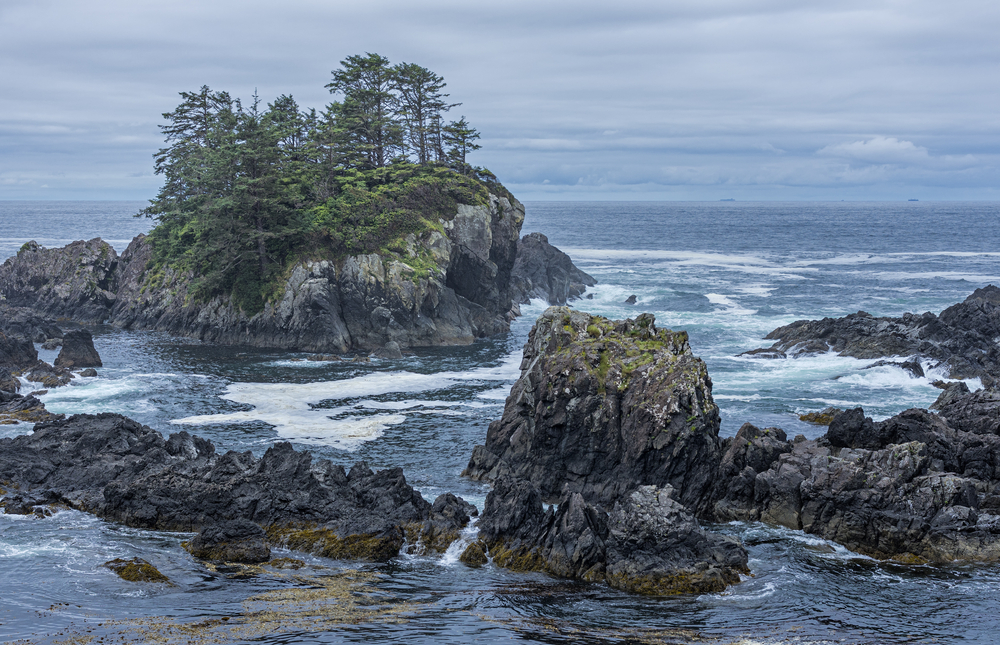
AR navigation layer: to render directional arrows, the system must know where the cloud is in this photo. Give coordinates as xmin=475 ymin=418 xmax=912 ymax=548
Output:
xmin=818 ymin=137 xmax=931 ymax=165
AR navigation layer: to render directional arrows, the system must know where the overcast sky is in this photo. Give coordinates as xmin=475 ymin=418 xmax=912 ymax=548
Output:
xmin=2 ymin=0 xmax=998 ymax=201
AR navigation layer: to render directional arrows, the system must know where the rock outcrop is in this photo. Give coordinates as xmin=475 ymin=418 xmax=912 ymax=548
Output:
xmin=710 ymin=398 xmax=1000 ymax=563
xmin=744 ymin=286 xmax=1000 ymax=381
xmin=0 ymin=413 xmax=474 ymax=562
xmin=464 ymin=308 xmax=747 ymax=594
xmin=509 ymin=232 xmax=596 ymax=305
xmin=185 ymin=519 xmax=271 ymax=563
xmin=0 ymin=239 xmax=119 ymax=323
xmin=0 ymin=391 xmax=63 ymax=424
xmin=53 ymin=329 xmax=102 ymax=368
xmin=0 ymin=195 xmax=527 ymax=353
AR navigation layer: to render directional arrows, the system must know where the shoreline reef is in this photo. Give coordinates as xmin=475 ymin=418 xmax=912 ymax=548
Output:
xmin=2 ymin=292 xmax=1000 ymax=594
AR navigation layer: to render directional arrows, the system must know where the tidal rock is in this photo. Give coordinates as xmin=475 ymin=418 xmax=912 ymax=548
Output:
xmin=0 ymin=330 xmax=36 ymax=371
xmin=934 ymin=385 xmax=1000 ymax=436
xmin=465 ymin=307 xmax=723 ymax=512
xmin=0 ymin=302 xmax=64 ymax=344
xmin=0 ymin=391 xmax=63 ymax=424
xmin=711 ymin=423 xmax=793 ymax=521
xmin=375 ymin=341 xmax=403 ymax=359
xmin=746 ymin=286 xmax=1000 ymax=380
xmin=41 ymin=338 xmax=62 ymax=350
xmin=23 ymin=361 xmax=73 ymax=388
xmin=186 ymin=519 xmax=271 ymax=563
xmin=0 ymin=239 xmax=119 ymax=323
xmin=0 ymin=367 xmax=19 ymax=393
xmin=466 ymin=308 xmax=746 ymax=593
xmin=79 ymin=368 xmax=98 ymax=378
xmin=104 ymin=557 xmax=170 ymax=583
xmin=712 ymin=406 xmax=1000 ymax=562
xmin=509 ymin=232 xmax=596 ymax=305
xmin=0 ymin=489 xmax=63 ymax=516
xmin=54 ymin=329 xmax=102 ymax=368
xmin=798 ymin=407 xmax=843 ymax=425
xmin=0 ymin=413 xmax=474 ymax=562
xmin=624 ymin=295 xmax=637 ymax=305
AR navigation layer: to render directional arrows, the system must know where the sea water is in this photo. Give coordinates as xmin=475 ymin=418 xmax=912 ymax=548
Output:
xmin=1 ymin=200 xmax=999 ymax=644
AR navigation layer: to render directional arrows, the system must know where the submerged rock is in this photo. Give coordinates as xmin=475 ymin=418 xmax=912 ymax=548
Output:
xmin=745 ymin=286 xmax=1000 ymax=380
xmin=104 ymin=557 xmax=170 ymax=583
xmin=54 ymin=329 xmax=102 ymax=368
xmin=509 ymin=232 xmax=596 ymax=305
xmin=0 ymin=413 xmax=475 ymax=562
xmin=465 ymin=308 xmax=747 ymax=593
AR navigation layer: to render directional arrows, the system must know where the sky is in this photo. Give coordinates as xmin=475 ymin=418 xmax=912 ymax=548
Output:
xmin=1 ymin=0 xmax=999 ymax=201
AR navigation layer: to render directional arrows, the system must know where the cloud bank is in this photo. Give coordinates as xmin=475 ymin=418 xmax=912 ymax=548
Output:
xmin=0 ymin=0 xmax=998 ymax=200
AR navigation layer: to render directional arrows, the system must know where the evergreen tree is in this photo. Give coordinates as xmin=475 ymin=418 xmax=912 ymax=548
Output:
xmin=326 ymin=53 xmax=403 ymax=168
xmin=443 ymin=116 xmax=481 ymax=167
xmin=392 ymin=62 xmax=456 ymax=164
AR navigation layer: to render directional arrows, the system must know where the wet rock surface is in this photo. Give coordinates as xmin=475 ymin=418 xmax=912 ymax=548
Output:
xmin=744 ymin=285 xmax=1000 ymax=380
xmin=186 ymin=519 xmax=271 ymax=563
xmin=509 ymin=232 xmax=596 ymax=305
xmin=0 ymin=391 xmax=64 ymax=424
xmin=465 ymin=308 xmax=747 ymax=594
xmin=54 ymin=329 xmax=102 ymax=368
xmin=711 ymin=395 xmax=1000 ymax=563
xmin=0 ymin=413 xmax=474 ymax=562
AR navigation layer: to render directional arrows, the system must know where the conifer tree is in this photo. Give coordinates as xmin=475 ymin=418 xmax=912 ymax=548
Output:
xmin=443 ymin=116 xmax=481 ymax=167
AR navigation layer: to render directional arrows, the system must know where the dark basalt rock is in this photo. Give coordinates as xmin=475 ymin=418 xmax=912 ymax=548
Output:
xmin=866 ymin=359 xmax=925 ymax=378
xmin=465 ymin=307 xmax=723 ymax=513
xmin=745 ymin=286 xmax=1000 ymax=380
xmin=54 ymin=329 xmax=102 ymax=368
xmin=0 ymin=391 xmax=63 ymax=424
xmin=375 ymin=341 xmax=403 ymax=359
xmin=624 ymin=295 xmax=637 ymax=305
xmin=0 ymin=302 xmax=64 ymax=345
xmin=104 ymin=557 xmax=170 ymax=583
xmin=186 ymin=519 xmax=271 ymax=563
xmin=711 ymin=403 xmax=1000 ymax=563
xmin=23 ymin=361 xmax=73 ymax=388
xmin=798 ymin=407 xmax=843 ymax=425
xmin=0 ymin=239 xmax=120 ymax=323
xmin=934 ymin=386 xmax=1000 ymax=436
xmin=0 ymin=367 xmax=19 ymax=393
xmin=0 ymin=413 xmax=475 ymax=562
xmin=0 ymin=330 xmax=36 ymax=372
xmin=466 ymin=308 xmax=747 ymax=593
xmin=509 ymin=232 xmax=596 ymax=305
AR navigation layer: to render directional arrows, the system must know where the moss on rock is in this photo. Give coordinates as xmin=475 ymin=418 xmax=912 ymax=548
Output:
xmin=104 ymin=557 xmax=170 ymax=583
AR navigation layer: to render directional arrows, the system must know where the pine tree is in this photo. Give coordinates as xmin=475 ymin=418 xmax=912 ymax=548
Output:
xmin=443 ymin=116 xmax=481 ymax=167
xmin=392 ymin=62 xmax=456 ymax=164
xmin=326 ymin=53 xmax=403 ymax=168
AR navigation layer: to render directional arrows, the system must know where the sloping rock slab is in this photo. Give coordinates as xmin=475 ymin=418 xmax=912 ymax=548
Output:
xmin=510 ymin=233 xmax=596 ymax=305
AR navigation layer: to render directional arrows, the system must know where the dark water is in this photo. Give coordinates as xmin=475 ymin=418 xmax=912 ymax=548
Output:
xmin=1 ymin=200 xmax=999 ymax=644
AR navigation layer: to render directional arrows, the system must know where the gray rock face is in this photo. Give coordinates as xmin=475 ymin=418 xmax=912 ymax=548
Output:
xmin=0 ymin=194 xmax=525 ymax=354
xmin=465 ymin=307 xmax=722 ymax=513
xmin=744 ymin=286 xmax=1000 ymax=380
xmin=466 ymin=308 xmax=747 ymax=594
xmin=0 ymin=239 xmax=119 ymax=323
xmin=0 ymin=330 xmax=35 ymax=371
xmin=711 ymin=403 xmax=1000 ymax=563
xmin=509 ymin=232 xmax=596 ymax=305
xmin=0 ymin=413 xmax=475 ymax=562
xmin=54 ymin=329 xmax=102 ymax=368
xmin=186 ymin=519 xmax=271 ymax=563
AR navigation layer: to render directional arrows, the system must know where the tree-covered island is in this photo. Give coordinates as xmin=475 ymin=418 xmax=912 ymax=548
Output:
xmin=141 ymin=53 xmax=508 ymax=315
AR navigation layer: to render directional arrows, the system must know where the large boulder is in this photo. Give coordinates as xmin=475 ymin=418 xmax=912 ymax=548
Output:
xmin=0 ymin=413 xmax=475 ymax=562
xmin=185 ymin=519 xmax=270 ymax=563
xmin=465 ymin=307 xmax=723 ymax=512
xmin=743 ymin=285 xmax=1000 ymax=380
xmin=54 ymin=329 xmax=102 ymax=368
xmin=0 ymin=330 xmax=36 ymax=372
xmin=509 ymin=232 xmax=596 ymax=305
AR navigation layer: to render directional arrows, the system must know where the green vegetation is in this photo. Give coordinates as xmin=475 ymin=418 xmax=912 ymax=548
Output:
xmin=141 ymin=53 xmax=505 ymax=315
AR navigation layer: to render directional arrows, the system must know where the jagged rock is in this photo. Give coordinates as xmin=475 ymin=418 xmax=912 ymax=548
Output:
xmin=465 ymin=307 xmax=722 ymax=513
xmin=0 ymin=330 xmax=36 ymax=371
xmin=711 ymin=423 xmax=793 ymax=521
xmin=54 ymin=329 xmax=102 ymax=368
xmin=0 ymin=239 xmax=119 ymax=323
xmin=509 ymin=232 xmax=596 ymax=305
xmin=865 ymin=359 xmax=925 ymax=378
xmin=185 ymin=519 xmax=271 ymax=563
xmin=711 ymin=406 xmax=1000 ymax=562
xmin=41 ymin=338 xmax=61 ymax=350
xmin=738 ymin=347 xmax=787 ymax=359
xmin=78 ymin=368 xmax=98 ymax=378
xmin=466 ymin=308 xmax=746 ymax=593
xmin=23 ymin=361 xmax=73 ymax=388
xmin=624 ymin=295 xmax=637 ymax=305
xmin=934 ymin=386 xmax=1000 ymax=436
xmin=0 ymin=391 xmax=63 ymax=424
xmin=746 ymin=286 xmax=1000 ymax=380
xmin=0 ymin=367 xmax=19 ymax=393
xmin=0 ymin=489 xmax=64 ymax=516
xmin=0 ymin=302 xmax=64 ymax=344
xmin=0 ymin=413 xmax=474 ymax=562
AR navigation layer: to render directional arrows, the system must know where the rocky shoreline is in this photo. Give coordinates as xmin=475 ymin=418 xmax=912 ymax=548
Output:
xmin=3 ymin=286 xmax=1000 ymax=595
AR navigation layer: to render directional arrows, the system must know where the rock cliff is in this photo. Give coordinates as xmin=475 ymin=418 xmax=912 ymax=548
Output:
xmin=464 ymin=307 xmax=747 ymax=594
xmin=744 ymin=286 xmax=1000 ymax=381
xmin=509 ymin=232 xmax=596 ymax=305
xmin=0 ymin=194 xmax=526 ymax=353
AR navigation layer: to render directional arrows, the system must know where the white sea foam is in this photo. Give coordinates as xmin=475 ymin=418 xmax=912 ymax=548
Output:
xmin=705 ymin=293 xmax=757 ymax=316
xmin=172 ymin=350 xmax=522 ymax=450
xmin=437 ymin=517 xmax=480 ymax=567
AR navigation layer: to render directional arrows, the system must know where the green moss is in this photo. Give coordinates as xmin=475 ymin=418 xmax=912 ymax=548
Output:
xmin=459 ymin=541 xmax=488 ymax=566
xmin=487 ymin=542 xmax=547 ymax=572
xmin=104 ymin=557 xmax=170 ymax=583
xmin=605 ymin=567 xmax=743 ymax=596
xmin=265 ymin=524 xmax=403 ymax=562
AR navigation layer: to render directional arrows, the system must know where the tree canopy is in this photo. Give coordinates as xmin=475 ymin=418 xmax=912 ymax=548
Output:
xmin=141 ymin=54 xmax=499 ymax=315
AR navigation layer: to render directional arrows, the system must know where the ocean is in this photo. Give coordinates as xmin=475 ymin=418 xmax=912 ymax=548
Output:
xmin=1 ymin=200 xmax=999 ymax=644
